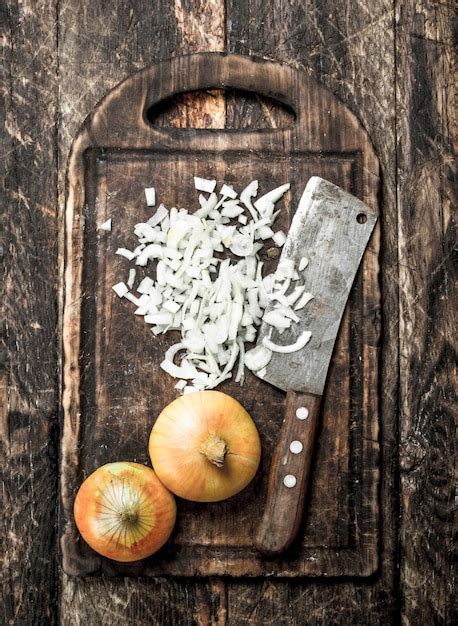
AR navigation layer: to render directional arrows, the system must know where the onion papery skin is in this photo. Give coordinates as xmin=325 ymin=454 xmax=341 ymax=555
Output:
xmin=149 ymin=391 xmax=261 ymax=502
xmin=74 ymin=462 xmax=176 ymax=562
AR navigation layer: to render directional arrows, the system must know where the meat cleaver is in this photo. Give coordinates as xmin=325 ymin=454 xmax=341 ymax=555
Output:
xmin=254 ymin=176 xmax=377 ymax=556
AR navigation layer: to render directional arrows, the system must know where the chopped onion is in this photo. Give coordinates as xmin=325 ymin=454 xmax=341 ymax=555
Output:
xmin=230 ymin=233 xmax=254 ymax=257
xmin=112 ymin=177 xmax=317 ymax=393
xmin=245 ymin=345 xmax=272 ymax=371
xmin=144 ymin=187 xmax=156 ymax=206
xmin=294 ymin=291 xmax=314 ymax=311
xmin=262 ymin=331 xmax=312 ymax=353
xmin=182 ymin=334 xmax=205 ymax=353
xmin=286 ymin=285 xmax=306 ymax=306
xmin=127 ymin=268 xmax=136 ymax=289
xmin=144 ymin=312 xmax=173 ymax=325
xmin=135 ymin=244 xmax=163 ymax=266
xmin=262 ymin=310 xmax=292 ymax=329
xmin=112 ymin=282 xmax=129 ymax=298
xmin=148 ymin=204 xmax=168 ymax=227
xmin=164 ymin=342 xmax=185 ymax=362
xmin=195 ymin=192 xmax=218 ymax=218
xmin=99 ymin=218 xmax=111 ymax=231
xmin=257 ymin=225 xmax=275 ymax=240
xmin=299 ymin=257 xmax=309 ymax=271
xmin=272 ymin=231 xmax=287 ymax=247
xmin=221 ymin=204 xmax=244 ymax=218
xmin=124 ymin=292 xmax=142 ymax=306
xmin=163 ymin=300 xmax=181 ymax=314
xmin=273 ymin=305 xmax=300 ymax=323
xmin=220 ymin=183 xmax=237 ymax=199
xmin=276 ymin=259 xmax=296 ymax=280
xmin=239 ymin=180 xmax=259 ymax=221
xmin=116 ymin=248 xmax=136 ymax=261
xmin=235 ymin=338 xmax=245 ymax=384
xmin=194 ymin=176 xmax=216 ymax=193
xmin=254 ymin=183 xmax=290 ymax=216
xmin=160 ymin=359 xmax=198 ymax=379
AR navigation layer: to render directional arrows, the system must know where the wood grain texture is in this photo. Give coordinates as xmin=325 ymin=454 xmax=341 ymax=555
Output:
xmin=2 ymin=2 xmax=59 ymax=625
xmin=60 ymin=53 xmax=380 ymax=578
xmin=226 ymin=0 xmax=399 ymax=623
xmin=57 ymin=2 xmax=223 ymax=624
xmin=255 ymin=391 xmax=322 ymax=556
xmin=395 ymin=1 xmax=456 ymax=624
xmin=1 ymin=0 xmax=453 ymax=622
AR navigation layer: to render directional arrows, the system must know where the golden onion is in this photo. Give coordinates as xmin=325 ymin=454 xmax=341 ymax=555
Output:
xmin=149 ymin=390 xmax=261 ymax=502
xmin=74 ymin=462 xmax=176 ymax=562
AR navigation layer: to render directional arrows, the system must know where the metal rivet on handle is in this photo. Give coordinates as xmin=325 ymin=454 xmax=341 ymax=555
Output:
xmin=283 ymin=474 xmax=297 ymax=488
xmin=289 ymin=440 xmax=303 ymax=454
xmin=296 ymin=407 xmax=309 ymax=420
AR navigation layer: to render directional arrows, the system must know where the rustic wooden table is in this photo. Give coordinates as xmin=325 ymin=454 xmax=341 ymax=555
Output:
xmin=2 ymin=1 xmax=455 ymax=624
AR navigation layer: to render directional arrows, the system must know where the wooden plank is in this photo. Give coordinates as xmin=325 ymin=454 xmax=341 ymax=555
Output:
xmin=226 ymin=0 xmax=399 ymax=622
xmin=58 ymin=1 xmax=228 ymax=623
xmin=395 ymin=1 xmax=456 ymax=624
xmin=1 ymin=1 xmax=59 ymax=625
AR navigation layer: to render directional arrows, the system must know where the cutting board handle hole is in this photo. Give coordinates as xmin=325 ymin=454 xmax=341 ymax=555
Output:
xmin=356 ymin=213 xmax=368 ymax=224
xmin=145 ymin=89 xmax=296 ymax=130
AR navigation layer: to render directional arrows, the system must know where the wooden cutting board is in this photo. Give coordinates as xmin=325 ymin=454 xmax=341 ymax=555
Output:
xmin=60 ymin=53 xmax=380 ymax=577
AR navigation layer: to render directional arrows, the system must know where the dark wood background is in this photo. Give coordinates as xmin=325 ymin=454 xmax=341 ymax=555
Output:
xmin=2 ymin=0 xmax=455 ymax=624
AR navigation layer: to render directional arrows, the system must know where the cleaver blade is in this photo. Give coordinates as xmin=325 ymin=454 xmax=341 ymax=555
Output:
xmin=253 ymin=176 xmax=377 ymax=555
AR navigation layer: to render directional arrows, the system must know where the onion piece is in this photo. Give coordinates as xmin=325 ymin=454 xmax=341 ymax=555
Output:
xmin=144 ymin=312 xmax=173 ymax=325
xmin=194 ymin=176 xmax=216 ymax=193
xmin=164 ymin=342 xmax=185 ymax=362
xmin=230 ymin=233 xmax=254 ymax=257
xmin=245 ymin=345 xmax=272 ymax=371
xmin=294 ymin=291 xmax=314 ymax=311
xmin=272 ymin=231 xmax=287 ymax=247
xmin=163 ymin=300 xmax=181 ymax=314
xmin=276 ymin=259 xmax=296 ymax=280
xmin=235 ymin=338 xmax=245 ymax=384
xmin=195 ymin=192 xmax=218 ymax=218
xmin=220 ymin=183 xmax=237 ymax=199
xmin=116 ymin=248 xmax=136 ymax=261
xmin=286 ymin=285 xmax=306 ymax=306
xmin=299 ymin=257 xmax=309 ymax=271
xmin=221 ymin=204 xmax=243 ymax=218
xmin=212 ymin=341 xmax=239 ymax=386
xmin=124 ymin=292 xmax=142 ymax=306
xmin=239 ymin=180 xmax=259 ymax=221
xmin=127 ymin=268 xmax=136 ymax=289
xmin=273 ymin=305 xmax=300 ymax=323
xmin=148 ymin=204 xmax=168 ymax=227
xmin=182 ymin=334 xmax=205 ymax=353
xmin=256 ymin=225 xmax=275 ymax=240
xmin=99 ymin=218 xmax=111 ymax=231
xmin=262 ymin=331 xmax=312 ymax=353
xmin=160 ymin=358 xmax=199 ymax=379
xmin=144 ymin=187 xmax=156 ymax=206
xmin=262 ymin=310 xmax=292 ymax=329
xmin=135 ymin=244 xmax=163 ymax=266
xmin=112 ymin=282 xmax=129 ymax=298
xmin=254 ymin=183 xmax=290 ymax=216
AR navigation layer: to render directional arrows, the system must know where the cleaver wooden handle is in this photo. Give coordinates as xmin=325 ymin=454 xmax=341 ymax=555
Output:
xmin=254 ymin=389 xmax=321 ymax=556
